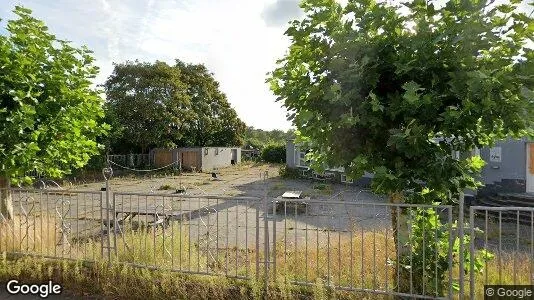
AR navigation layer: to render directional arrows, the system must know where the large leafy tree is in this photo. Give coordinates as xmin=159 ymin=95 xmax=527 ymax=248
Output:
xmin=105 ymin=60 xmax=245 ymax=153
xmin=269 ymin=0 xmax=533 ymax=203
xmin=104 ymin=61 xmax=193 ymax=153
xmin=0 ymin=6 xmax=108 ymax=219
xmin=268 ymin=0 xmax=533 ymax=294
xmin=175 ymin=60 xmax=246 ymax=147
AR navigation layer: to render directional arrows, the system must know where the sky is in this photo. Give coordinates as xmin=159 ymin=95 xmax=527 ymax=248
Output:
xmin=0 ymin=0 xmax=531 ymax=131
xmin=0 ymin=0 xmax=305 ymax=131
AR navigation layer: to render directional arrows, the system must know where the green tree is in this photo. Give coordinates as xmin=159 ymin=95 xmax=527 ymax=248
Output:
xmin=174 ymin=60 xmax=246 ymax=147
xmin=261 ymin=144 xmax=286 ymax=163
xmin=243 ymin=126 xmax=294 ymax=149
xmin=104 ymin=60 xmax=245 ymax=153
xmin=104 ymin=61 xmax=193 ymax=154
xmin=0 ymin=6 xmax=108 ymax=219
xmin=268 ymin=0 xmax=533 ymax=294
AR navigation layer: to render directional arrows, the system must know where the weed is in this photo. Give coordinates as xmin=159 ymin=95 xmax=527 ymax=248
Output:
xmin=158 ymin=184 xmax=174 ymax=190
xmin=1 ymin=218 xmax=531 ymax=299
xmin=279 ymin=165 xmax=301 ymax=179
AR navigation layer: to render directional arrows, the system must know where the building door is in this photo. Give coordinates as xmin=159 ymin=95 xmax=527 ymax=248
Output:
xmin=528 ymin=143 xmax=534 ymax=193
xmin=181 ymin=151 xmax=199 ymax=171
xmin=231 ymin=149 xmax=237 ymax=165
xmin=154 ymin=150 xmax=173 ymax=168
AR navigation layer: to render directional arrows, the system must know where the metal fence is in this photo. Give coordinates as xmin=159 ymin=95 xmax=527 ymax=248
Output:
xmin=0 ymin=189 xmax=104 ymax=262
xmin=469 ymin=206 xmax=534 ymax=299
xmin=107 ymin=154 xmax=152 ymax=168
xmin=1 ymin=186 xmax=533 ymax=299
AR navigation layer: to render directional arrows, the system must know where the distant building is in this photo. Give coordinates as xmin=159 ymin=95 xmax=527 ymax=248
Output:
xmin=150 ymin=147 xmax=241 ymax=172
xmin=286 ymin=138 xmax=534 ymax=195
xmin=285 ymin=139 xmax=373 ymax=186
xmin=477 ymin=138 xmax=534 ymax=195
xmin=241 ymin=148 xmax=260 ymax=160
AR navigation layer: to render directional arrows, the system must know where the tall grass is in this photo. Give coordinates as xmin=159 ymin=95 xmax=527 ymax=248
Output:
xmin=1 ymin=218 xmax=532 ymax=299
xmin=272 ymin=228 xmax=395 ymax=290
xmin=0 ymin=215 xmax=57 ymax=254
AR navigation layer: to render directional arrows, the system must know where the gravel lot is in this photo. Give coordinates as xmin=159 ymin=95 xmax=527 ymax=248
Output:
xmin=8 ymin=163 xmax=531 ymax=258
xmin=8 ymin=164 xmax=391 ymax=255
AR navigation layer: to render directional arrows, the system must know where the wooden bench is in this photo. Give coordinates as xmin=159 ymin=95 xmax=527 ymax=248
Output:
xmin=273 ymin=191 xmax=309 ymax=215
xmin=108 ymin=206 xmax=208 ymax=230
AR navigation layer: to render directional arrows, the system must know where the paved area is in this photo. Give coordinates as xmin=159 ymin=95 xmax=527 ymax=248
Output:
xmin=0 ymin=285 xmax=95 ymax=299
xmin=4 ymin=164 xmax=393 ymax=268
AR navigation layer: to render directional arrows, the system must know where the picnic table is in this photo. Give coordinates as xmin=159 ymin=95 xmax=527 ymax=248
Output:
xmin=105 ymin=206 xmax=201 ymax=230
xmin=273 ymin=191 xmax=310 ymax=215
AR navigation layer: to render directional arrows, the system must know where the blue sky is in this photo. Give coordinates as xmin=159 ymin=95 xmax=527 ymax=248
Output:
xmin=0 ymin=0 xmax=531 ymax=131
xmin=0 ymin=0 xmax=304 ymax=130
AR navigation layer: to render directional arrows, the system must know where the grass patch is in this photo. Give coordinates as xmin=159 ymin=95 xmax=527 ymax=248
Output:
xmin=192 ymin=179 xmax=211 ymax=186
xmin=312 ymin=184 xmax=329 ymax=191
xmin=1 ymin=217 xmax=532 ymax=299
xmin=0 ymin=255 xmax=383 ymax=299
xmin=279 ymin=166 xmax=301 ymax=179
xmin=0 ymin=216 xmax=58 ymax=254
xmin=158 ymin=184 xmax=174 ymax=190
xmin=312 ymin=183 xmax=333 ymax=195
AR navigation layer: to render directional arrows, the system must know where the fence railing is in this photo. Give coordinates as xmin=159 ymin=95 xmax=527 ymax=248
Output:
xmin=469 ymin=206 xmax=534 ymax=299
xmin=0 ymin=189 xmax=104 ymax=262
xmin=1 ymin=187 xmax=532 ymax=299
xmin=110 ymin=192 xmax=262 ymax=280
xmin=107 ymin=154 xmax=152 ymax=168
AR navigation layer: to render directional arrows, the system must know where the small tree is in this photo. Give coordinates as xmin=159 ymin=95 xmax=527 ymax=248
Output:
xmin=268 ymin=0 xmax=533 ymax=294
xmin=261 ymin=144 xmax=286 ymax=163
xmin=0 ymin=7 xmax=108 ymax=219
xmin=104 ymin=60 xmax=246 ymax=152
xmin=104 ymin=61 xmax=191 ymax=153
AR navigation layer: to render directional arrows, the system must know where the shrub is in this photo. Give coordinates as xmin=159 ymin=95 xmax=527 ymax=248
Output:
xmin=278 ymin=165 xmax=301 ymax=179
xmin=261 ymin=144 xmax=285 ymax=164
xmin=158 ymin=184 xmax=174 ymax=190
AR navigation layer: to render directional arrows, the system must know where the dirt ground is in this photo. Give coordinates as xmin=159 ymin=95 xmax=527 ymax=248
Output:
xmin=8 ymin=163 xmax=530 ymax=262
xmin=8 ymin=163 xmax=394 ymax=257
xmin=69 ymin=163 xmax=379 ymax=200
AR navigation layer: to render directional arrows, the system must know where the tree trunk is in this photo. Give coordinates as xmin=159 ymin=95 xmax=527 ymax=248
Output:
xmin=0 ymin=176 xmax=13 ymax=221
xmin=390 ymin=192 xmax=411 ymax=295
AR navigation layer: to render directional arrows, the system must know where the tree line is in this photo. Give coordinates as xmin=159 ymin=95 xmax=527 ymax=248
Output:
xmin=103 ymin=61 xmax=296 ymax=155
xmin=243 ymin=127 xmax=294 ymax=150
xmin=104 ymin=60 xmax=246 ymax=154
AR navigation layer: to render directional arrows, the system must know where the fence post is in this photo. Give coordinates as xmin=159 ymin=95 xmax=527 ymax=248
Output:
xmin=102 ymin=167 xmax=113 ymax=264
xmin=458 ymin=192 xmax=465 ymax=300
xmin=262 ymin=170 xmax=270 ymax=294
xmin=112 ymin=191 xmax=118 ymax=259
xmin=469 ymin=206 xmax=475 ymax=299
xmin=256 ymin=203 xmax=260 ymax=281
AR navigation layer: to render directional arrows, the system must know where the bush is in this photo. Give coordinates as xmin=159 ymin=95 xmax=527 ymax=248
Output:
xmin=261 ymin=144 xmax=285 ymax=163
xmin=279 ymin=165 xmax=301 ymax=179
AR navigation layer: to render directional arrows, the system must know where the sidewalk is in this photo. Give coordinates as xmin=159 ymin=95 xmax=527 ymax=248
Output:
xmin=0 ymin=287 xmax=85 ymax=299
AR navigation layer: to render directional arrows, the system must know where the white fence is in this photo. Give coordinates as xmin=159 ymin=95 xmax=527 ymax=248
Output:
xmin=1 ymin=187 xmax=532 ymax=299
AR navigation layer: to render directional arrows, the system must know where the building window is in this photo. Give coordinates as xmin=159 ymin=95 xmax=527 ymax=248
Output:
xmin=295 ymin=148 xmax=309 ymax=167
xmin=341 ymin=174 xmax=353 ymax=183
xmin=204 ymin=148 xmax=208 ymax=156
xmin=215 ymin=148 xmax=219 ymax=155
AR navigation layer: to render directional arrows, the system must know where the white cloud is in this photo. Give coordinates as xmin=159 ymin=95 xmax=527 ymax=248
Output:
xmin=2 ymin=0 xmax=294 ymax=130
xmin=3 ymin=0 xmax=532 ymax=131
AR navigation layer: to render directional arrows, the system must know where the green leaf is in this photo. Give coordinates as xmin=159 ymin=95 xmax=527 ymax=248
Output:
xmin=402 ymin=81 xmax=423 ymax=104
xmin=0 ymin=6 xmax=109 ymax=181
xmin=368 ymin=91 xmax=384 ymax=112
